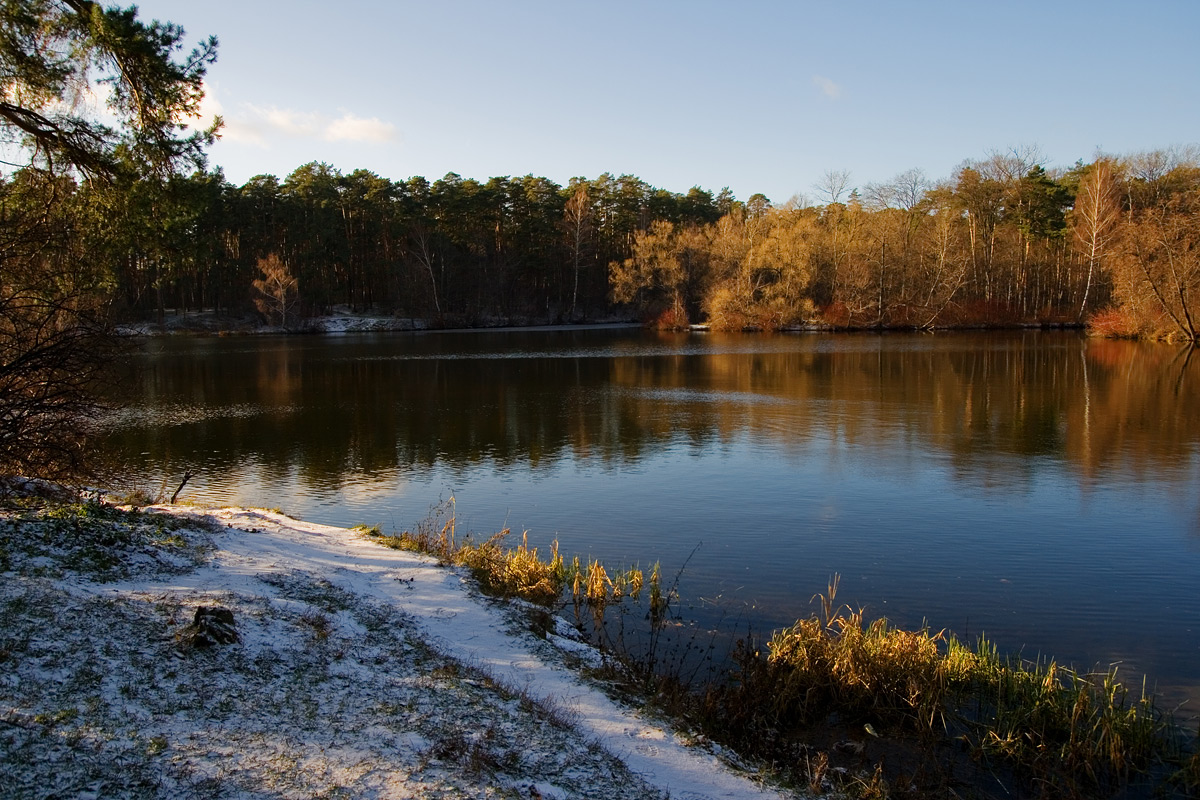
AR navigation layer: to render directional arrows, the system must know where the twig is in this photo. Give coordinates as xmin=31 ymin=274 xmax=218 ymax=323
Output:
xmin=170 ymin=470 xmax=194 ymax=504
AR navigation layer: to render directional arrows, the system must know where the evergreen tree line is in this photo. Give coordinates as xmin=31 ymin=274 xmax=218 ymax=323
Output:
xmin=2 ymin=145 xmax=1197 ymax=339
xmin=0 ymin=164 xmax=728 ymax=326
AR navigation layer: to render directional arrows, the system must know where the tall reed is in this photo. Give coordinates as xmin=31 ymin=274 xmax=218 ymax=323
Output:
xmin=696 ymin=576 xmax=1183 ymax=797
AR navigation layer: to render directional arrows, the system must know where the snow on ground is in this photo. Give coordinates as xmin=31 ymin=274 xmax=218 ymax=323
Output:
xmin=0 ymin=502 xmax=804 ymax=799
xmin=114 ymin=311 xmax=426 ymax=336
xmin=111 ymin=307 xmax=640 ymax=336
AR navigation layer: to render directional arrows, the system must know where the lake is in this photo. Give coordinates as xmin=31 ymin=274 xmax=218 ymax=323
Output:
xmin=97 ymin=328 xmax=1200 ymax=710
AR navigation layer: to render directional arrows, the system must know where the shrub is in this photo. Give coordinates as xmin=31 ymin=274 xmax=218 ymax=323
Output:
xmin=1087 ymin=306 xmax=1142 ymax=338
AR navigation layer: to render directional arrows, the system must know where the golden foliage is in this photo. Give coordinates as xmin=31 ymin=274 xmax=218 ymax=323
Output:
xmin=252 ymin=253 xmax=300 ymax=328
xmin=1112 ymin=187 xmax=1200 ymax=341
xmin=716 ymin=576 xmax=1173 ymax=795
xmin=702 ymin=208 xmax=817 ymax=330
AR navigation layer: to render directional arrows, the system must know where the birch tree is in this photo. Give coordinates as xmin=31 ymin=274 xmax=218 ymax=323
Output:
xmin=1071 ymin=159 xmax=1121 ymax=321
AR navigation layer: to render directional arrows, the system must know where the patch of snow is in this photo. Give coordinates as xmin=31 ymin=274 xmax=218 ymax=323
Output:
xmin=0 ymin=503 xmax=804 ymax=799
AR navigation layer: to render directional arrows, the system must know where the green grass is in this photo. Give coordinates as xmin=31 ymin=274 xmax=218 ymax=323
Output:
xmin=0 ymin=500 xmax=204 ymax=581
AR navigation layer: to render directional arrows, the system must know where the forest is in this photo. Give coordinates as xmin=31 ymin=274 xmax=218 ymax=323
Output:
xmin=3 ymin=1 xmax=1199 ymax=484
xmin=3 ymin=146 xmax=1198 ymax=340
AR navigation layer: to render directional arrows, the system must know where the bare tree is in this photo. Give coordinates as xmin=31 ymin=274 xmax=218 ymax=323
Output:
xmin=1115 ymin=194 xmax=1200 ymax=341
xmin=918 ymin=186 xmax=970 ymax=327
xmin=1125 ymin=146 xmax=1200 ymax=208
xmin=610 ymin=221 xmax=693 ymax=326
xmin=862 ymin=181 xmax=897 ymax=212
xmin=979 ymin=144 xmax=1046 ymax=183
xmin=891 ymin=168 xmax=931 ymax=212
xmin=409 ymin=223 xmax=442 ymax=316
xmin=0 ymin=195 xmax=112 ymax=480
xmin=0 ymin=294 xmax=111 ymax=480
xmin=1125 ymin=145 xmax=1200 ymax=184
xmin=813 ymin=169 xmax=852 ymax=205
xmin=864 ymin=168 xmax=928 ymax=212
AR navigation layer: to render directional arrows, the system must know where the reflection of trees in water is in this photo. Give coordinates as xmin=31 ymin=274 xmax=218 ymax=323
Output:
xmin=100 ymin=334 xmax=1200 ymax=492
xmin=1072 ymin=341 xmax=1198 ymax=482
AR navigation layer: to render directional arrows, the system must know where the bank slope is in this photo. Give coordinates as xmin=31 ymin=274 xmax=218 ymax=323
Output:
xmin=0 ymin=502 xmax=798 ymax=800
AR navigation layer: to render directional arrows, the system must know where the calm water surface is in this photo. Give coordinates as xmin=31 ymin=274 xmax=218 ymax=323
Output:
xmin=98 ymin=329 xmax=1200 ymax=708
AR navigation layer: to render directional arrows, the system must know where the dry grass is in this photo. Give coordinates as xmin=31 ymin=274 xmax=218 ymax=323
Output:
xmin=689 ymin=576 xmax=1186 ymax=798
xmin=362 ymin=506 xmax=1198 ymax=798
xmin=1170 ymin=741 xmax=1200 ymax=795
xmin=959 ymin=641 xmax=1171 ymax=794
xmin=456 ymin=530 xmax=565 ymax=605
xmin=360 ymin=499 xmax=650 ymax=610
xmin=297 ymin=609 xmax=332 ymax=642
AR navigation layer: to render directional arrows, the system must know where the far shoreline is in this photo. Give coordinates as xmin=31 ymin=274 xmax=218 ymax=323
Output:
xmin=114 ymin=307 xmax=1090 ymax=338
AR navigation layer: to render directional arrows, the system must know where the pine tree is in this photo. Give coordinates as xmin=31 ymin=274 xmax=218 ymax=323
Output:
xmin=1 ymin=0 xmax=218 ymax=480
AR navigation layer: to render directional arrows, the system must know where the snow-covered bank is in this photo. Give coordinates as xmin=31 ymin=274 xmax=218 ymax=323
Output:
xmin=114 ymin=311 xmax=428 ymax=336
xmin=114 ymin=307 xmax=640 ymax=337
xmin=0 ymin=502 xmax=802 ymax=799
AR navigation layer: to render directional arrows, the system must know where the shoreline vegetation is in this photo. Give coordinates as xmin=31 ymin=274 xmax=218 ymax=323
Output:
xmin=356 ymin=499 xmax=1200 ymax=798
xmin=113 ymin=305 xmax=1096 ymax=339
xmin=2 ymin=7 xmax=1198 ymax=796
xmin=3 ymin=8 xmax=1197 ymax=796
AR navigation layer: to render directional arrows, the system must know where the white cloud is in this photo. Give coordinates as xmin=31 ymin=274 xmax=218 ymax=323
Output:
xmin=325 ymin=113 xmax=397 ymax=143
xmin=812 ymin=75 xmax=842 ymax=100
xmin=184 ymin=81 xmax=264 ymax=145
xmin=189 ymin=85 xmax=398 ymax=148
xmin=258 ymin=106 xmax=323 ymax=138
xmin=43 ymin=78 xmax=117 ymax=125
xmin=79 ymin=80 xmax=115 ymax=118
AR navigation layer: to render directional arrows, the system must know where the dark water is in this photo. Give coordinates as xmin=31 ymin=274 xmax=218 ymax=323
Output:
xmin=97 ymin=328 xmax=1200 ymax=709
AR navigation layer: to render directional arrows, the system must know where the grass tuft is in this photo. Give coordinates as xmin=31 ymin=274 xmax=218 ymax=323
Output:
xmin=456 ymin=530 xmax=565 ymax=605
xmin=362 ymin=498 xmax=652 ymax=611
xmin=362 ymin=499 xmax=566 ymax=605
xmin=298 ymin=609 xmax=333 ymax=642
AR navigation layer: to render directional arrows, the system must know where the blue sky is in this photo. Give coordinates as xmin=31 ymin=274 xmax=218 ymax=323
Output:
xmin=140 ymin=0 xmax=1200 ymax=203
